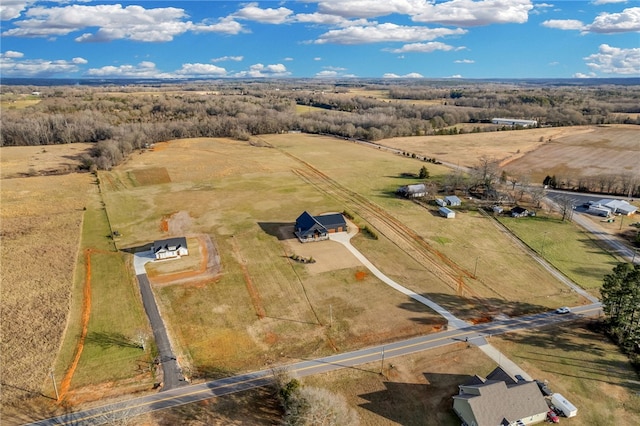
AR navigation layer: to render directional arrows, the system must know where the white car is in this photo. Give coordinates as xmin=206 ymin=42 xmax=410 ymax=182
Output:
xmin=555 ymin=307 xmax=571 ymax=314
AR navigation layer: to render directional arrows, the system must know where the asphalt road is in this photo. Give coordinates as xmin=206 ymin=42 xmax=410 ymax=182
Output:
xmin=25 ymin=303 xmax=601 ymax=426
xmin=136 ymin=273 xmax=186 ymax=390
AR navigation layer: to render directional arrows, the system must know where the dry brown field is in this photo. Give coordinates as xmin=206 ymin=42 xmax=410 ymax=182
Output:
xmin=0 ymin=146 xmax=94 ymax=411
xmin=503 ymin=124 xmax=640 ymax=182
xmin=0 ymin=143 xmax=93 ymax=178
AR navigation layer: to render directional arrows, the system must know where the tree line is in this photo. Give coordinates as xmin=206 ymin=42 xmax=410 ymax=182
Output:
xmin=1 ymin=81 xmax=639 ymax=170
xmin=601 ymin=263 xmax=640 ymax=371
xmin=543 ymin=173 xmax=640 ymax=198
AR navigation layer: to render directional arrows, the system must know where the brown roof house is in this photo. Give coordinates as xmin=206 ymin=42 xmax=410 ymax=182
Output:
xmin=452 ymin=367 xmax=549 ymax=426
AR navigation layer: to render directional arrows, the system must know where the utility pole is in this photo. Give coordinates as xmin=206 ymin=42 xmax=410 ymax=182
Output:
xmin=50 ymin=370 xmax=59 ymax=401
xmin=474 ymin=257 xmax=479 ymax=278
xmin=329 ymin=304 xmax=333 ymax=328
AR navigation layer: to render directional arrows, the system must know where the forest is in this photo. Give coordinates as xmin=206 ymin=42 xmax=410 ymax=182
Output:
xmin=1 ymin=80 xmax=639 ymax=173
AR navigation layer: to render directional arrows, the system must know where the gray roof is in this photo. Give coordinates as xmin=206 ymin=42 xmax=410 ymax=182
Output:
xmin=454 ymin=369 xmax=548 ymax=426
xmin=153 ymin=237 xmax=187 ymax=253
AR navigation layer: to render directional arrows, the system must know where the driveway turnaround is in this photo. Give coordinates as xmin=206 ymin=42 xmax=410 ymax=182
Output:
xmin=133 ymin=251 xmax=186 ymax=390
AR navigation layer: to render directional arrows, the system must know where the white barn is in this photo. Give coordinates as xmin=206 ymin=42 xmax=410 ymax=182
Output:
xmin=492 ymin=118 xmax=538 ymax=127
xmin=445 ymin=195 xmax=462 ymax=206
xmin=153 ymin=237 xmax=189 ymax=260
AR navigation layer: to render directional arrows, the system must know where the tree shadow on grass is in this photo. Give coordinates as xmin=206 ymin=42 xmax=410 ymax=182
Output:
xmin=398 ymin=292 xmax=550 ymax=323
xmin=359 ymin=372 xmax=469 ymax=425
xmin=85 ymin=331 xmax=143 ymax=350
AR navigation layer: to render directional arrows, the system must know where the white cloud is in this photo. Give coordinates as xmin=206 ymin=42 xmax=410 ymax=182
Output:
xmin=587 ymin=7 xmax=640 ymax=33
xmin=234 ymin=63 xmax=291 ymax=78
xmin=411 ymin=0 xmax=534 ymax=27
xmin=0 ymin=0 xmax=36 ymax=21
xmin=175 ymin=63 xmax=228 ymax=77
xmin=315 ymin=0 xmax=428 ymax=19
xmin=86 ymin=61 xmax=172 ymax=78
xmin=314 ymin=23 xmax=466 ymax=45
xmin=211 ymin=56 xmax=244 ymax=63
xmin=388 ymin=42 xmax=459 ymax=53
xmin=0 ymin=50 xmax=24 ymax=58
xmin=448 ymin=74 xmax=464 ymax=78
xmin=592 ymin=0 xmax=627 ymax=5
xmin=283 ymin=57 xmax=294 ymax=61
xmin=383 ymin=72 xmax=424 ymax=78
xmin=573 ymin=72 xmax=596 ymax=78
xmin=2 ymin=3 xmax=243 ymax=41
xmin=542 ymin=19 xmax=585 ymax=30
xmin=542 ymin=7 xmax=640 ymax=34
xmin=314 ymin=57 xmax=322 ymax=61
xmin=455 ymin=59 xmax=475 ymax=63
xmin=72 ymin=57 xmax=87 ymax=64
xmin=315 ymin=70 xmax=339 ymax=78
xmin=234 ymin=2 xmax=293 ymax=24
xmin=294 ymin=12 xmax=368 ymax=27
xmin=584 ymin=44 xmax=640 ymax=75
xmin=0 ymin=57 xmax=83 ymax=77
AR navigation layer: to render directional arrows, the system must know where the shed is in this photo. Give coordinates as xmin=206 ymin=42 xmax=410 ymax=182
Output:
xmin=511 ymin=206 xmax=529 ymax=218
xmin=445 ymin=195 xmax=462 ymax=206
xmin=397 ymin=183 xmax=427 ymax=198
xmin=435 ymin=198 xmax=446 ymax=207
xmin=153 ymin=237 xmax=189 ymax=260
xmin=492 ymin=205 xmax=504 ymax=214
xmin=439 ymin=207 xmax=455 ymax=219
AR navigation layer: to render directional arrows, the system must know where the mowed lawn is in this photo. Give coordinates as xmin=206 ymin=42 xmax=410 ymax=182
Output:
xmin=97 ymin=135 xmax=588 ymax=381
xmin=497 ymin=215 xmax=620 ymax=297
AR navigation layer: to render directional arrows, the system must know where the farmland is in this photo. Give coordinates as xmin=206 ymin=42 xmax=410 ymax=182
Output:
xmin=2 ymin=123 xmax=638 ymax=424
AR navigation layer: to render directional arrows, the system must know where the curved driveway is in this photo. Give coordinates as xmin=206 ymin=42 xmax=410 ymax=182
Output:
xmin=329 ymin=228 xmax=470 ymax=329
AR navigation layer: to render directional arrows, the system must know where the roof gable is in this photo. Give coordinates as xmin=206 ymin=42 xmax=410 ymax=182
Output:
xmin=315 ymin=213 xmax=346 ymax=229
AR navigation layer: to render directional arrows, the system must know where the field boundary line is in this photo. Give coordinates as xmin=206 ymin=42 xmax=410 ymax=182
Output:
xmin=230 ymin=236 xmax=266 ymax=319
xmin=58 ymin=249 xmax=93 ymax=401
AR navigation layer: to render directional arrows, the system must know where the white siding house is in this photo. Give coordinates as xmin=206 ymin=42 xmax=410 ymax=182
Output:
xmin=153 ymin=237 xmax=189 ymax=260
xmin=445 ymin=195 xmax=462 ymax=206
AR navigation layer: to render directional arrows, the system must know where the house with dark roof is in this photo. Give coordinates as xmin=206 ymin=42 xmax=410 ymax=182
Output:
xmin=452 ymin=367 xmax=549 ymax=426
xmin=153 ymin=237 xmax=189 ymax=260
xmin=396 ymin=183 xmax=427 ymax=198
xmin=294 ymin=211 xmax=347 ymax=243
xmin=511 ymin=206 xmax=529 ymax=218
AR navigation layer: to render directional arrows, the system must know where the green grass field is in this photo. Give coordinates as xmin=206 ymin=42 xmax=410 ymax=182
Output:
xmin=497 ymin=215 xmax=620 ymax=297
xmin=52 ymin=186 xmax=154 ymax=397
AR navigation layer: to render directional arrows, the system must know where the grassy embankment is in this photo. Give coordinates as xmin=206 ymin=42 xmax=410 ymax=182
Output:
xmin=497 ymin=215 xmax=621 ymax=298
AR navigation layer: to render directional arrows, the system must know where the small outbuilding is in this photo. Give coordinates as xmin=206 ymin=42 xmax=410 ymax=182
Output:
xmin=492 ymin=205 xmax=504 ymax=214
xmin=397 ymin=183 xmax=427 ymax=198
xmin=295 ymin=211 xmax=347 ymax=243
xmin=439 ymin=207 xmax=455 ymax=219
xmin=435 ymin=198 xmax=446 ymax=207
xmin=511 ymin=206 xmax=529 ymax=218
xmin=153 ymin=237 xmax=189 ymax=260
xmin=445 ymin=195 xmax=462 ymax=206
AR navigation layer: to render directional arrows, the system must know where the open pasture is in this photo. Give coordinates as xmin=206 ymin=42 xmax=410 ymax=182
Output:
xmin=0 ymin=170 xmax=92 ymax=412
xmin=99 ymin=134 xmax=588 ymax=380
xmin=0 ymin=143 xmax=92 ymax=178
xmin=503 ymin=124 xmax=640 ymax=182
xmin=381 ymin=126 xmax=596 ymax=169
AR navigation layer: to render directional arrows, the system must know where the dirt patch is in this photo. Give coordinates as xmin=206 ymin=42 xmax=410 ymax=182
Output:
xmin=148 ymin=235 xmax=221 ymax=287
xmin=132 ymin=167 xmax=171 ymax=186
xmin=279 ymin=225 xmax=362 ymax=274
xmin=355 ymin=271 xmax=367 ymax=280
xmin=160 ymin=211 xmax=193 ymax=236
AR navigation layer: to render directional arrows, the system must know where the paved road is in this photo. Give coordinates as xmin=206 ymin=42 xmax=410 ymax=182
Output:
xmin=26 ymin=303 xmax=601 ymax=426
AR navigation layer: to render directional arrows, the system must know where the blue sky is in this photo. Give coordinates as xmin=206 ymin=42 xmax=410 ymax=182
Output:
xmin=1 ymin=1 xmax=638 ymax=79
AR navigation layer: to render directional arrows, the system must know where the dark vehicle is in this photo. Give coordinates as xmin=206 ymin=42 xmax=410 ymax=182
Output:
xmin=535 ymin=379 xmax=553 ymax=396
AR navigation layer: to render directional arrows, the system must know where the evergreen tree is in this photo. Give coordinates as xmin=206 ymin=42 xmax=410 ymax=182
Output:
xmin=419 ymin=166 xmax=429 ymax=179
xmin=601 ymin=263 xmax=640 ymax=352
